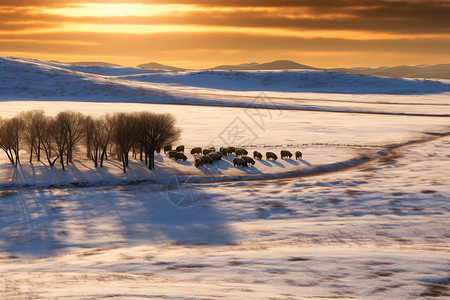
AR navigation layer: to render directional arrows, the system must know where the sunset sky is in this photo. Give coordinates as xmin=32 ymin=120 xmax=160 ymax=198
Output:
xmin=1 ymin=0 xmax=449 ymax=68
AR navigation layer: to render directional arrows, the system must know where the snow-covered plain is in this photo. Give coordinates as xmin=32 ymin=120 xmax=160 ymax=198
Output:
xmin=0 ymin=56 xmax=449 ymax=299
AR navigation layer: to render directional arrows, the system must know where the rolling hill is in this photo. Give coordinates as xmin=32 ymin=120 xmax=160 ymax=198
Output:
xmin=137 ymin=62 xmax=185 ymax=71
xmin=211 ymin=60 xmax=316 ymax=70
xmin=333 ymin=63 xmax=450 ymax=79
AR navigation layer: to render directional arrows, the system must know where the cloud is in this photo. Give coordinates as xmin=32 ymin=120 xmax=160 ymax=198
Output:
xmin=1 ymin=1 xmax=449 ymax=35
xmin=1 ymin=0 xmax=448 ymax=67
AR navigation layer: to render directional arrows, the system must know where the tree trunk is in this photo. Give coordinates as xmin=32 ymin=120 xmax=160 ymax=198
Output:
xmin=148 ymin=147 xmax=155 ymax=170
xmin=29 ymin=143 xmax=34 ymax=163
xmin=121 ymin=153 xmax=126 ymax=172
xmin=37 ymin=140 xmax=41 ymax=162
xmin=60 ymin=153 xmax=65 ymax=170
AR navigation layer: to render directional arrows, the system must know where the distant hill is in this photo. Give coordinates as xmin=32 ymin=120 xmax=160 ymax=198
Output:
xmin=211 ymin=60 xmax=316 ymax=71
xmin=333 ymin=64 xmax=450 ymax=80
xmin=64 ymin=61 xmax=122 ymax=67
xmin=137 ymin=62 xmax=185 ymax=71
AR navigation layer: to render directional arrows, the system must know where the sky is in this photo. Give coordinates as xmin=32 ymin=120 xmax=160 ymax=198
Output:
xmin=1 ymin=0 xmax=449 ymax=68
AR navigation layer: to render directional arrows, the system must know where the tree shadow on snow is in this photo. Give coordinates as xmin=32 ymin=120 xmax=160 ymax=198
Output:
xmin=0 ymin=183 xmax=235 ymax=257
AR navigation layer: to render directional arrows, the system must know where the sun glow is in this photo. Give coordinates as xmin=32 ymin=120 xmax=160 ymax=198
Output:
xmin=42 ymin=3 xmax=197 ymax=17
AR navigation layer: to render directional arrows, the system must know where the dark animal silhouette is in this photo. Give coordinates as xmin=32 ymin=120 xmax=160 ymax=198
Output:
xmin=203 ymin=148 xmax=214 ymax=155
xmin=253 ymin=151 xmax=262 ymax=160
xmin=168 ymin=150 xmax=177 ymax=159
xmin=195 ymin=157 xmax=203 ymax=167
xmin=201 ymin=155 xmax=214 ymax=164
xmin=266 ymin=152 xmax=278 ymax=160
xmin=235 ymin=148 xmax=248 ymax=157
xmin=208 ymin=152 xmax=222 ymax=161
xmin=174 ymin=152 xmax=187 ymax=161
xmin=163 ymin=145 xmax=172 ymax=153
xmin=220 ymin=147 xmax=230 ymax=156
xmin=233 ymin=157 xmax=248 ymax=167
xmin=295 ymin=151 xmax=302 ymax=160
xmin=280 ymin=150 xmax=292 ymax=159
xmin=241 ymin=156 xmax=255 ymax=165
xmin=190 ymin=147 xmax=202 ymax=155
xmin=176 ymin=145 xmax=185 ymax=152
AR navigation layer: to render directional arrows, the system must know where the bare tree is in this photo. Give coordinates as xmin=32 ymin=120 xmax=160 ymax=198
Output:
xmin=111 ymin=113 xmax=137 ymax=172
xmin=40 ymin=116 xmax=61 ymax=168
xmin=98 ymin=114 xmax=114 ymax=167
xmin=84 ymin=115 xmax=113 ymax=167
xmin=55 ymin=111 xmax=86 ymax=165
xmin=19 ymin=110 xmax=46 ymax=163
xmin=0 ymin=116 xmax=25 ymax=166
xmin=136 ymin=112 xmax=181 ymax=170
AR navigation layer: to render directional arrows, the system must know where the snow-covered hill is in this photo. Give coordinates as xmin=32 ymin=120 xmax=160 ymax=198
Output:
xmin=1 ymin=55 xmax=450 ymax=105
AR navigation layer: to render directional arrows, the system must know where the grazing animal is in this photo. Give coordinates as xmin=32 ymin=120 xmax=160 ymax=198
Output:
xmin=220 ymin=147 xmax=230 ymax=156
xmin=174 ymin=152 xmax=187 ymax=161
xmin=201 ymin=155 xmax=214 ymax=164
xmin=163 ymin=145 xmax=172 ymax=153
xmin=168 ymin=150 xmax=178 ymax=159
xmin=203 ymin=148 xmax=214 ymax=155
xmin=176 ymin=145 xmax=185 ymax=152
xmin=208 ymin=152 xmax=222 ymax=161
xmin=295 ymin=151 xmax=303 ymax=160
xmin=253 ymin=151 xmax=263 ymax=160
xmin=235 ymin=148 xmax=248 ymax=157
xmin=190 ymin=147 xmax=202 ymax=155
xmin=241 ymin=156 xmax=255 ymax=165
xmin=194 ymin=157 xmax=203 ymax=167
xmin=266 ymin=151 xmax=278 ymax=160
xmin=233 ymin=157 xmax=248 ymax=167
xmin=280 ymin=150 xmax=292 ymax=159
xmin=228 ymin=146 xmax=236 ymax=154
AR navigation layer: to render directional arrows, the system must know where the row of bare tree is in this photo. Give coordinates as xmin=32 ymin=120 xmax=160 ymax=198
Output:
xmin=0 ymin=110 xmax=181 ymax=172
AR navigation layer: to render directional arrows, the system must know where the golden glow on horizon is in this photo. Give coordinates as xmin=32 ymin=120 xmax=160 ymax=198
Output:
xmin=42 ymin=3 xmax=199 ymax=17
xmin=0 ymin=1 xmax=448 ymax=68
xmin=3 ymin=22 xmax=449 ymax=42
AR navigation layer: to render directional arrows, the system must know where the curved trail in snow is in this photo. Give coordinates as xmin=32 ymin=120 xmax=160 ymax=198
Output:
xmin=1 ymin=130 xmax=448 ymax=192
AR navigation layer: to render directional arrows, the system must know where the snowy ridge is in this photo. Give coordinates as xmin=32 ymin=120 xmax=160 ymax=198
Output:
xmin=1 ymin=56 xmax=450 ymax=116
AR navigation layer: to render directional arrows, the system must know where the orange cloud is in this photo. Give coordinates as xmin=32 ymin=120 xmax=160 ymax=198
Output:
xmin=0 ymin=1 xmax=449 ymax=68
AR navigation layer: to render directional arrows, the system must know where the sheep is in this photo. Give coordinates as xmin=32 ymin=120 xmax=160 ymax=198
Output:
xmin=228 ymin=146 xmax=236 ymax=154
xmin=190 ymin=147 xmax=202 ymax=155
xmin=194 ymin=157 xmax=203 ymax=167
xmin=233 ymin=157 xmax=248 ymax=167
xmin=266 ymin=151 xmax=278 ymax=160
xmin=253 ymin=150 xmax=263 ymax=160
xmin=220 ymin=147 xmax=230 ymax=156
xmin=176 ymin=145 xmax=185 ymax=152
xmin=168 ymin=150 xmax=178 ymax=159
xmin=295 ymin=151 xmax=303 ymax=160
xmin=163 ymin=145 xmax=172 ymax=153
xmin=201 ymin=155 xmax=214 ymax=164
xmin=203 ymin=148 xmax=214 ymax=155
xmin=280 ymin=150 xmax=292 ymax=159
xmin=241 ymin=156 xmax=255 ymax=166
xmin=235 ymin=148 xmax=248 ymax=157
xmin=208 ymin=152 xmax=222 ymax=161
xmin=174 ymin=152 xmax=187 ymax=161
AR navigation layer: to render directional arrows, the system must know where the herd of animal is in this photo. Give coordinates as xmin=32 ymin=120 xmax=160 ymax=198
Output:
xmin=163 ymin=145 xmax=302 ymax=168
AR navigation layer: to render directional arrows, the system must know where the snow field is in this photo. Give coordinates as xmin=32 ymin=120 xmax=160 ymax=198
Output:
xmin=0 ymin=56 xmax=449 ymax=299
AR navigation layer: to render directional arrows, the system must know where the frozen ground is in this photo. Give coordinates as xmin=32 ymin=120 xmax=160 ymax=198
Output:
xmin=0 ymin=56 xmax=449 ymax=299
